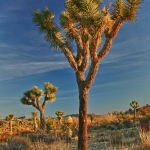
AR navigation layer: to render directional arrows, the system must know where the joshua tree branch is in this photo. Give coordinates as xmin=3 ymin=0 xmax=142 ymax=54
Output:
xmin=85 ymin=60 xmax=100 ymax=89
xmin=42 ymin=98 xmax=48 ymax=109
xmin=98 ymin=19 xmax=123 ymax=60
xmin=63 ymin=47 xmax=78 ymax=72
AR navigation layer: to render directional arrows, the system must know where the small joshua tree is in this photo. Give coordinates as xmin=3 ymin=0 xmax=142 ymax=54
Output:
xmin=89 ymin=113 xmax=95 ymax=124
xmin=31 ymin=111 xmax=38 ymax=132
xmin=21 ymin=82 xmax=58 ymax=130
xmin=130 ymin=100 xmax=139 ymax=121
xmin=6 ymin=114 xmax=14 ymax=134
xmin=55 ymin=111 xmax=64 ymax=124
xmin=15 ymin=119 xmax=22 ymax=132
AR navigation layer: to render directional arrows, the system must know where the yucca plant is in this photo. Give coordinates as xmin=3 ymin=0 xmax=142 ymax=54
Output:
xmin=55 ymin=111 xmax=65 ymax=124
xmin=31 ymin=111 xmax=38 ymax=132
xmin=32 ymin=0 xmax=144 ymax=149
xmin=20 ymin=82 xmax=58 ymax=130
xmin=130 ymin=100 xmax=139 ymax=121
xmin=6 ymin=114 xmax=14 ymax=134
xmin=89 ymin=113 xmax=95 ymax=124
xmin=15 ymin=118 xmax=22 ymax=132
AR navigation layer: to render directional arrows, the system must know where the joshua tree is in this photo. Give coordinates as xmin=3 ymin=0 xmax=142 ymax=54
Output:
xmin=130 ymin=100 xmax=139 ymax=120
xmin=21 ymin=82 xmax=58 ymax=130
xmin=55 ymin=111 xmax=64 ymax=124
xmin=31 ymin=111 xmax=38 ymax=132
xmin=15 ymin=119 xmax=22 ymax=132
xmin=6 ymin=114 xmax=14 ymax=134
xmin=32 ymin=0 xmax=143 ymax=149
xmin=89 ymin=113 xmax=95 ymax=124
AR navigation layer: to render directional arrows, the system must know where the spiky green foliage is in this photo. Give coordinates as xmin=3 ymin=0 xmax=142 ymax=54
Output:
xmin=130 ymin=100 xmax=139 ymax=109
xmin=112 ymin=0 xmax=144 ymax=22
xmin=55 ymin=111 xmax=65 ymax=121
xmin=44 ymin=82 xmax=58 ymax=102
xmin=32 ymin=8 xmax=70 ymax=50
xmin=20 ymin=82 xmax=58 ymax=106
xmin=5 ymin=114 xmax=14 ymax=121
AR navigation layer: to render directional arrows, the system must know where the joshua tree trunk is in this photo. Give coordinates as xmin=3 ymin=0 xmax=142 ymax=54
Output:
xmin=33 ymin=117 xmax=37 ymax=132
xmin=40 ymin=109 xmax=45 ymax=130
xmin=134 ymin=108 xmax=136 ymax=121
xmin=10 ymin=120 xmax=12 ymax=135
xmin=78 ymin=84 xmax=89 ymax=150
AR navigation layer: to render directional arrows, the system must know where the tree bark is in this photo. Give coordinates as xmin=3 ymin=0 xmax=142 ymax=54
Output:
xmin=40 ymin=109 xmax=45 ymax=130
xmin=33 ymin=117 xmax=37 ymax=132
xmin=78 ymin=85 xmax=89 ymax=150
xmin=10 ymin=120 xmax=12 ymax=135
xmin=134 ymin=108 xmax=136 ymax=121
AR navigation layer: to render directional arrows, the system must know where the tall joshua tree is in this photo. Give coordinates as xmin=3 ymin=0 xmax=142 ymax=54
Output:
xmin=130 ymin=100 xmax=139 ymax=121
xmin=21 ymin=82 xmax=58 ymax=130
xmin=32 ymin=0 xmax=143 ymax=149
xmin=6 ymin=114 xmax=14 ymax=134
xmin=31 ymin=111 xmax=38 ymax=132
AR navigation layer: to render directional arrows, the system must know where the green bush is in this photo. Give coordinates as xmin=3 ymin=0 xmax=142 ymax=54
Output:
xmin=46 ymin=122 xmax=52 ymax=134
xmin=122 ymin=119 xmax=132 ymax=128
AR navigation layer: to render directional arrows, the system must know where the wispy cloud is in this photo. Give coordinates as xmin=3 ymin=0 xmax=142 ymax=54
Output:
xmin=101 ymin=34 xmax=150 ymax=64
xmin=93 ymin=75 xmax=150 ymax=90
xmin=0 ymin=61 xmax=70 ymax=81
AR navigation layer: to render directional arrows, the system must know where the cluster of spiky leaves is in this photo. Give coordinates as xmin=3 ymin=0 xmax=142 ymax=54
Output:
xmin=130 ymin=100 xmax=139 ymax=109
xmin=5 ymin=114 xmax=14 ymax=121
xmin=44 ymin=82 xmax=58 ymax=102
xmin=55 ymin=111 xmax=65 ymax=120
xmin=32 ymin=0 xmax=143 ymax=54
xmin=60 ymin=0 xmax=105 ymax=36
xmin=33 ymin=8 xmax=71 ymax=50
xmin=31 ymin=111 xmax=38 ymax=118
xmin=20 ymin=82 xmax=58 ymax=105
xmin=112 ymin=0 xmax=144 ymax=22
xmin=20 ymin=86 xmax=43 ymax=105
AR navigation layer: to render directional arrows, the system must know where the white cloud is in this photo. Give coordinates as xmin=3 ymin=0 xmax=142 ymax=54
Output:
xmin=0 ymin=61 xmax=70 ymax=81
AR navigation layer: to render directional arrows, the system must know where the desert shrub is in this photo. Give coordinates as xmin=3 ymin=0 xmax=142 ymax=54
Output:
xmin=139 ymin=117 xmax=150 ymax=132
xmin=46 ymin=122 xmax=52 ymax=134
xmin=110 ymin=121 xmax=124 ymax=130
xmin=140 ymin=122 xmax=149 ymax=132
xmin=106 ymin=123 xmax=117 ymax=130
xmin=122 ymin=119 xmax=132 ymax=128
xmin=88 ymin=125 xmax=101 ymax=131
xmin=0 ymin=143 xmax=7 ymax=150
xmin=101 ymin=113 xmax=117 ymax=124
xmin=110 ymin=131 xmax=123 ymax=146
xmin=0 ymin=132 xmax=10 ymax=142
xmin=139 ymin=116 xmax=150 ymax=123
xmin=31 ymin=140 xmax=70 ymax=150
xmin=26 ymin=133 xmax=57 ymax=144
xmin=7 ymin=136 xmax=31 ymax=150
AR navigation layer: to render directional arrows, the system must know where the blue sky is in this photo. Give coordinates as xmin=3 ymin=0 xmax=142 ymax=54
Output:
xmin=0 ymin=0 xmax=150 ymax=119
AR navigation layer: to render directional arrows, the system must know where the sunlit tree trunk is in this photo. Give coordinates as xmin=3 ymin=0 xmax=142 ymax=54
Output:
xmin=40 ymin=109 xmax=45 ymax=130
xmin=78 ymin=85 xmax=89 ymax=150
xmin=10 ymin=120 xmax=12 ymax=135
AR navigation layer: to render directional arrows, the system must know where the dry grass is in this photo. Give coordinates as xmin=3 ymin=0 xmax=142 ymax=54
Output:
xmin=1 ymin=115 xmax=150 ymax=150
